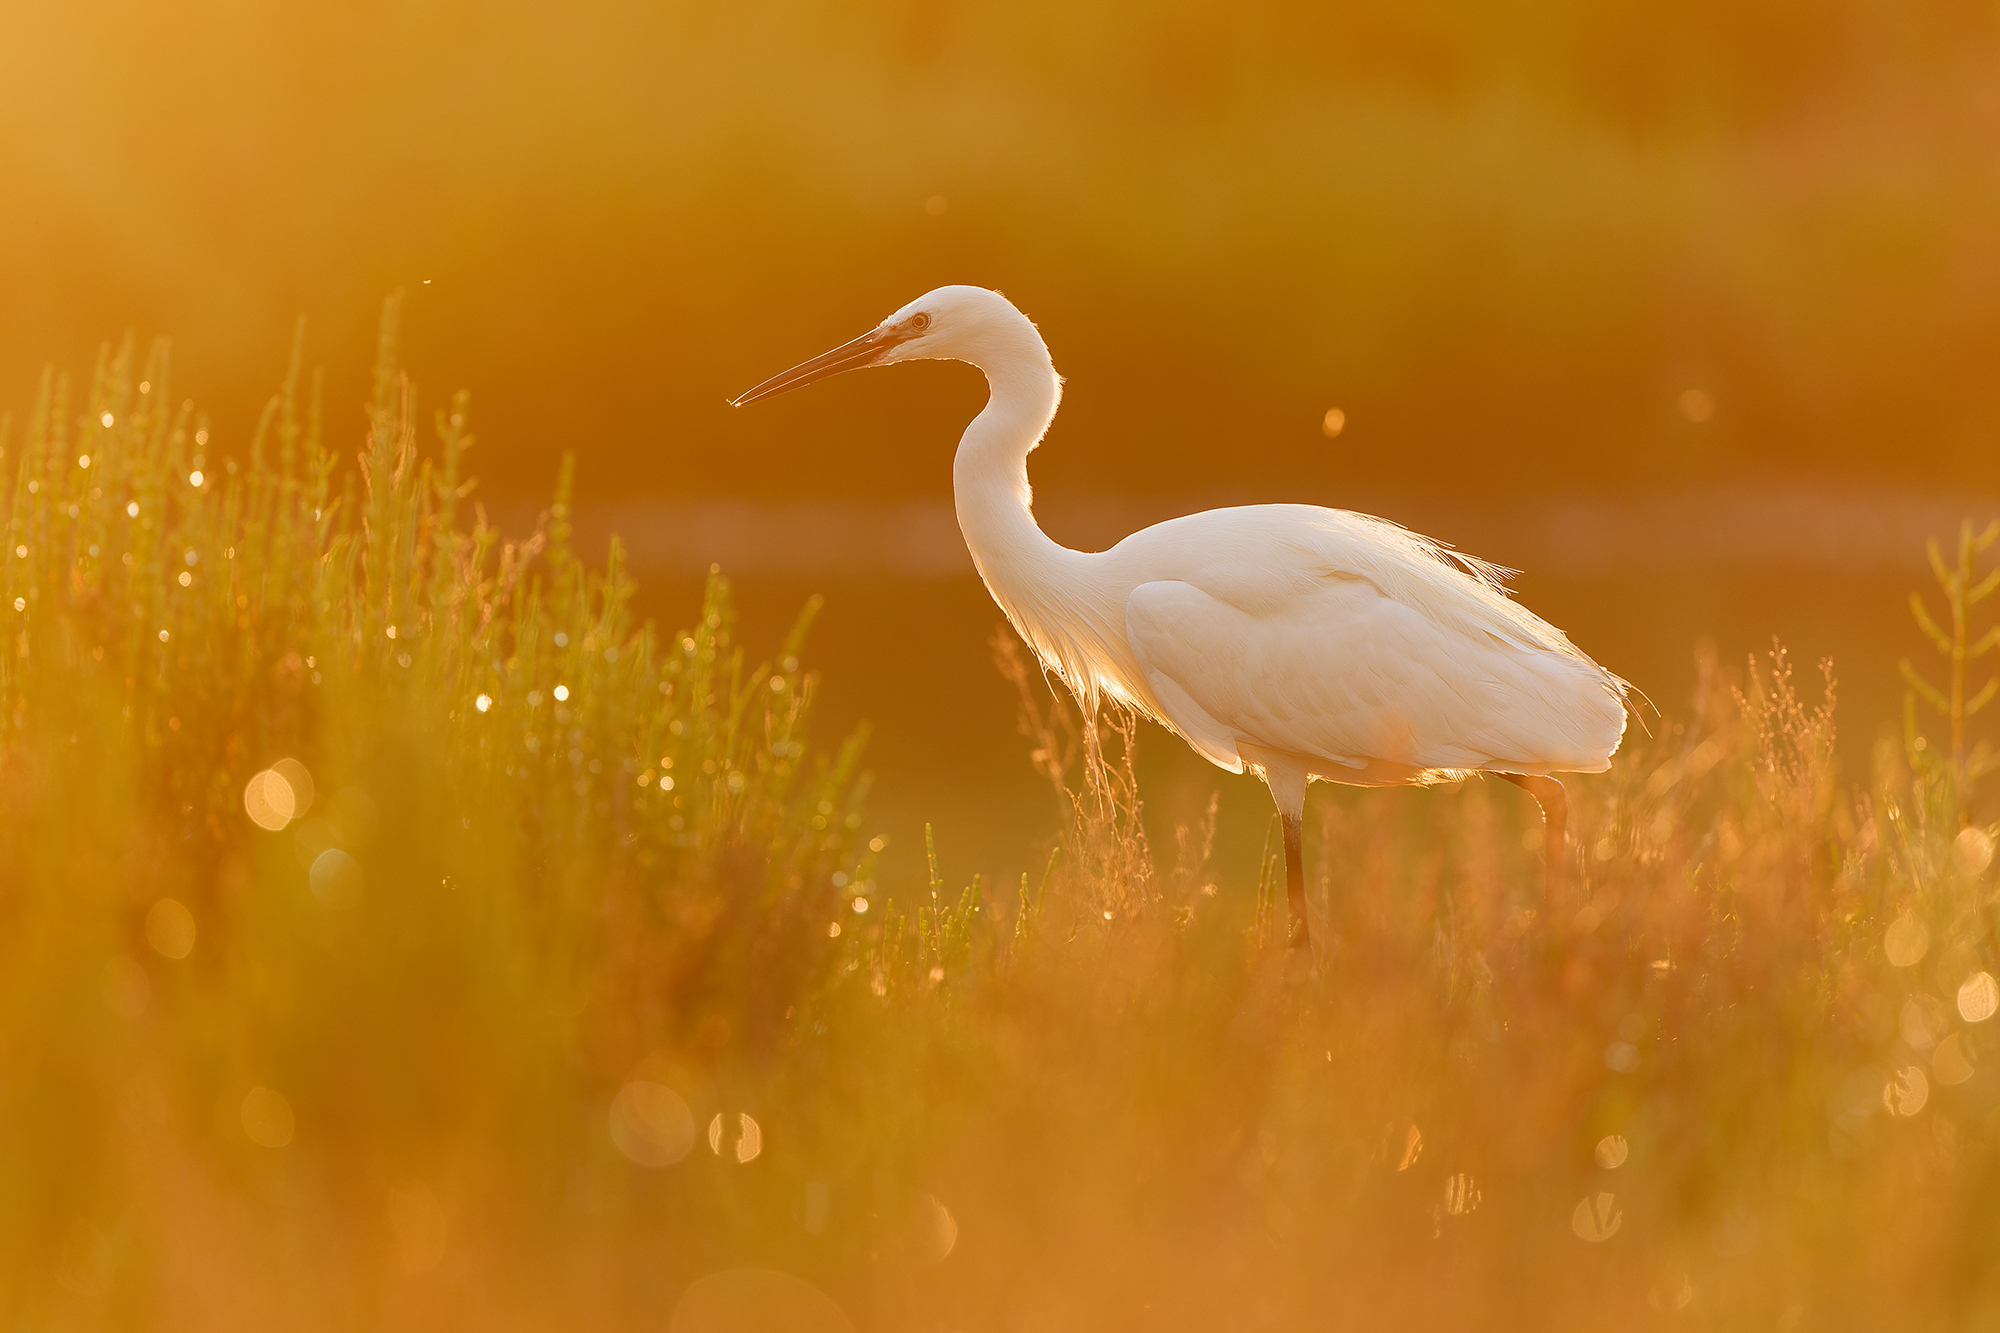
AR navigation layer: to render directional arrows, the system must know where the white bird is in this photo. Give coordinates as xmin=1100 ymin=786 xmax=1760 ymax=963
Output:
xmin=733 ymin=286 xmax=1629 ymax=948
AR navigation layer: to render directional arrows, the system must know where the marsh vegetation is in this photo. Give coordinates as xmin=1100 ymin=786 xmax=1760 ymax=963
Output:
xmin=3 ymin=313 xmax=1996 ymax=1331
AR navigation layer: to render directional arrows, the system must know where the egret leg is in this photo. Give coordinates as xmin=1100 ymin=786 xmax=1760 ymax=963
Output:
xmin=1248 ymin=752 xmax=1313 ymax=951
xmin=1499 ymin=773 xmax=1567 ymax=901
xmin=1281 ymin=811 xmax=1310 ymax=950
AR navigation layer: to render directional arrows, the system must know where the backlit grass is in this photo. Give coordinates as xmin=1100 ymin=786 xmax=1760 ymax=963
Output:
xmin=2 ymin=309 xmax=1996 ymax=1331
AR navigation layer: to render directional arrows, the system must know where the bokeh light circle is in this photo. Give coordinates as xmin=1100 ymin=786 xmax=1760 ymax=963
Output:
xmin=309 ymin=848 xmax=364 ymax=908
xmin=100 ymin=956 xmax=149 ymax=1017
xmin=270 ymin=758 xmax=314 ymax=816
xmin=669 ymin=1267 xmax=854 ymax=1333
xmin=241 ymin=1087 xmax=295 ymax=1147
xmin=1884 ymin=913 xmax=1931 ymax=968
xmin=1953 ymin=826 xmax=1995 ymax=877
xmin=145 ymin=899 xmax=196 ymax=959
xmin=243 ymin=769 xmax=297 ymax=830
xmin=610 ymin=1081 xmax=695 ymax=1167
xmin=1572 ymin=1192 xmax=1622 ymax=1242
xmin=707 ymin=1111 xmax=763 ymax=1163
xmin=1959 ymin=971 xmax=1999 ymax=1023
xmin=1933 ymin=1034 xmax=1976 ymax=1086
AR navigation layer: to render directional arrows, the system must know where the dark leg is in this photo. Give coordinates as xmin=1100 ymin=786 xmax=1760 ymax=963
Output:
xmin=1282 ymin=811 xmax=1310 ymax=950
xmin=1499 ymin=773 xmax=1567 ymax=901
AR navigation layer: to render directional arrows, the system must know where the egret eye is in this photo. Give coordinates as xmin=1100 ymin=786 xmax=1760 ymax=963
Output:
xmin=911 ymin=312 xmax=930 ymax=331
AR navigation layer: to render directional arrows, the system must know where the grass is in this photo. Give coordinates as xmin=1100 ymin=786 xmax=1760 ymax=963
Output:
xmin=2 ymin=306 xmax=1998 ymax=1331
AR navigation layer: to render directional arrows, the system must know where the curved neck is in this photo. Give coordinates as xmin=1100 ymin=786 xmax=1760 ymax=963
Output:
xmin=945 ymin=313 xmax=1140 ymax=716
xmin=950 ymin=335 xmax=1066 ymax=577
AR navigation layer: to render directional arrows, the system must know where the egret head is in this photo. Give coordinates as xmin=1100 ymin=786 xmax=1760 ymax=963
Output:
xmin=729 ymin=286 xmax=1036 ymax=406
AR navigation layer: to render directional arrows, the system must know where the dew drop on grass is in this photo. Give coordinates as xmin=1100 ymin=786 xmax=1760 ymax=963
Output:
xmin=475 ymin=694 xmax=492 ymax=713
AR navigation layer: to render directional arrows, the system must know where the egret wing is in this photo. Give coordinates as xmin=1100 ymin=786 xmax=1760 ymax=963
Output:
xmin=1118 ymin=590 xmax=1248 ymax=773
xmin=1126 ymin=575 xmax=1623 ymax=780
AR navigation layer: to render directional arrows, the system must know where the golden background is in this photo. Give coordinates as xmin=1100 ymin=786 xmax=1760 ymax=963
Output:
xmin=5 ymin=0 xmax=1996 ymax=877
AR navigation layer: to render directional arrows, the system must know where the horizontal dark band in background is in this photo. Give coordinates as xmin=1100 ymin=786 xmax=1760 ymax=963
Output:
xmin=496 ymin=488 xmax=2000 ymax=582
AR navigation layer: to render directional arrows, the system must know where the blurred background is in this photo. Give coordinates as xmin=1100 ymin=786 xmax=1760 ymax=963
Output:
xmin=3 ymin=0 xmax=1998 ymax=884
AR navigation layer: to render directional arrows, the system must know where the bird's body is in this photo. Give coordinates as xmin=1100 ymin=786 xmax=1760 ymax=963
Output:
xmin=734 ymin=285 xmax=1628 ymax=945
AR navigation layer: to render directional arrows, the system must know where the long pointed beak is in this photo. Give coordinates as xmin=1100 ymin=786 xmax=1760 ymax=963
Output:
xmin=729 ymin=325 xmax=905 ymax=407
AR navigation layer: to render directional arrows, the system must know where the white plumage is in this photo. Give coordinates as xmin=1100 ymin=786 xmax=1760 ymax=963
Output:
xmin=733 ymin=285 xmax=1629 ymax=947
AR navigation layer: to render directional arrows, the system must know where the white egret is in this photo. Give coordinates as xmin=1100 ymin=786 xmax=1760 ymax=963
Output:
xmin=733 ymin=287 xmax=1629 ymax=948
